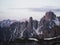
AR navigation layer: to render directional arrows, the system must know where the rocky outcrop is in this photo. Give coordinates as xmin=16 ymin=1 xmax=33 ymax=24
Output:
xmin=0 ymin=11 xmax=60 ymax=45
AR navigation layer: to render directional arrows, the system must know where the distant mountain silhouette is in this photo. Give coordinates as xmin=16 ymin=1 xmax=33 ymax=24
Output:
xmin=29 ymin=6 xmax=60 ymax=12
xmin=7 ymin=6 xmax=60 ymax=12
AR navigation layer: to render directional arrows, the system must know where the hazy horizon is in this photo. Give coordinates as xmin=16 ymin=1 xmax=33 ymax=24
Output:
xmin=0 ymin=0 xmax=60 ymax=21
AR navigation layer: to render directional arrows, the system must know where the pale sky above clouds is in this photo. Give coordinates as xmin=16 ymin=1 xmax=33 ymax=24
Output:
xmin=0 ymin=0 xmax=60 ymax=9
xmin=0 ymin=0 xmax=60 ymax=21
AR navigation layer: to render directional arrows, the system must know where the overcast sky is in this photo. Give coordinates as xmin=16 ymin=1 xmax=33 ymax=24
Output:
xmin=0 ymin=0 xmax=60 ymax=21
xmin=0 ymin=0 xmax=60 ymax=9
